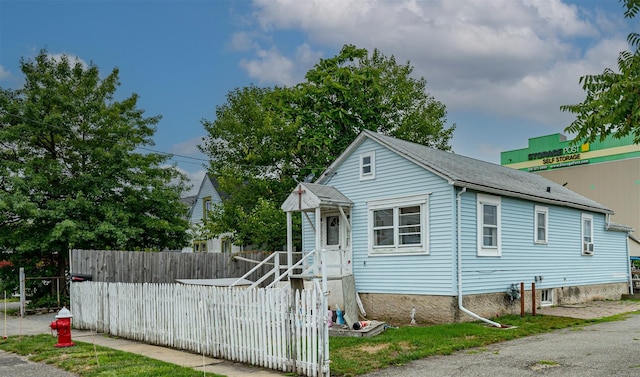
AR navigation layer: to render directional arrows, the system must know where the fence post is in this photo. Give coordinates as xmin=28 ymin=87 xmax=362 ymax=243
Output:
xmin=320 ymin=249 xmax=330 ymax=377
xmin=19 ymin=268 xmax=25 ymax=317
xmin=531 ymin=282 xmax=536 ymax=316
xmin=520 ymin=282 xmax=524 ymax=318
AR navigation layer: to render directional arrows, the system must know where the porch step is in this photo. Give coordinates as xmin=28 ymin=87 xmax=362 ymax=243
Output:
xmin=289 ymin=274 xmax=346 ymax=281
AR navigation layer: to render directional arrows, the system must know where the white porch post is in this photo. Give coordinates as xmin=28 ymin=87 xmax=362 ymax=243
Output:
xmin=315 ymin=207 xmax=321 ymax=276
xmin=287 ymin=211 xmax=293 ymax=274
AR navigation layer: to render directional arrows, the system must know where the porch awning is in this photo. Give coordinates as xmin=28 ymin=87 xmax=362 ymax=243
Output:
xmin=281 ymin=182 xmax=353 ymax=212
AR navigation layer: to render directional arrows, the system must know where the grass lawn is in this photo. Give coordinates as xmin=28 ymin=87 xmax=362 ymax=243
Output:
xmin=0 ymin=334 xmax=225 ymax=377
xmin=0 ymin=311 xmax=636 ymax=377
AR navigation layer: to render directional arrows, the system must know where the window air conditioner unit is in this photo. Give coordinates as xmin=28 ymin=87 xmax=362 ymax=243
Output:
xmin=583 ymin=242 xmax=594 ymax=255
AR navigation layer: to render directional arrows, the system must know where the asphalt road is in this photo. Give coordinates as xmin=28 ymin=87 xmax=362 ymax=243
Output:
xmin=363 ymin=313 xmax=640 ymax=377
xmin=0 ymin=350 xmax=79 ymax=377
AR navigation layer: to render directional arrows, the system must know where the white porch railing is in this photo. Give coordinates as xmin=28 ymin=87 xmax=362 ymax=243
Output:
xmin=231 ymin=248 xmax=350 ymax=289
xmin=70 ymin=281 xmax=329 ymax=376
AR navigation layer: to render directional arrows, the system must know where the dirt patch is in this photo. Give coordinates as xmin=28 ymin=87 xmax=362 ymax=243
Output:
xmin=358 ymin=341 xmax=412 ymax=355
xmin=359 ymin=343 xmax=389 ymax=353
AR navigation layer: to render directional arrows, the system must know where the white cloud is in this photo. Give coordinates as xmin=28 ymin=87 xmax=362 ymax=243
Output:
xmin=244 ymin=0 xmax=628 ymax=127
xmin=239 ymin=46 xmax=297 ymax=85
xmin=48 ymin=53 xmax=88 ymax=69
xmin=170 ymin=136 xmax=206 ymax=156
xmin=229 ymin=31 xmax=257 ymax=51
xmin=0 ymin=65 xmax=10 ymax=80
xmin=296 ymin=43 xmax=323 ymax=67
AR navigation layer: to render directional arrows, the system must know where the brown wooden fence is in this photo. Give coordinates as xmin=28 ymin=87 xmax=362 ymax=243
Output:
xmin=69 ymin=249 xmax=284 ymax=285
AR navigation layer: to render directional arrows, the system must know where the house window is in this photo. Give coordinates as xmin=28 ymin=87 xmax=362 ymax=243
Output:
xmin=193 ymin=240 xmax=207 ymax=253
xmin=368 ymin=194 xmax=429 ymax=254
xmin=534 ymin=205 xmax=548 ymax=244
xmin=582 ymin=214 xmax=594 ymax=255
xmin=360 ymin=151 xmax=375 ymax=180
xmin=540 ymin=289 xmax=553 ymax=307
xmin=203 ymin=197 xmax=212 ymax=221
xmin=221 ymin=238 xmax=231 ymax=253
xmin=326 ymin=215 xmax=340 ymax=246
xmin=477 ymin=193 xmax=501 ymax=257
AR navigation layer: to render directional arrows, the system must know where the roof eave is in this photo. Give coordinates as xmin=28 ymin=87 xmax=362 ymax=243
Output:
xmin=455 ymin=182 xmax=614 ymax=215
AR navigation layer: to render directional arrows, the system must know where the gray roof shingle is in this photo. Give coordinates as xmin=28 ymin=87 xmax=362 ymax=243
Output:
xmin=337 ymin=130 xmax=612 ymax=214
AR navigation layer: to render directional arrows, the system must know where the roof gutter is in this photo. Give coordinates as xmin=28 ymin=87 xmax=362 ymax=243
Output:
xmin=454 ymin=181 xmax=613 ymax=215
xmin=457 ymin=186 xmax=502 ymax=328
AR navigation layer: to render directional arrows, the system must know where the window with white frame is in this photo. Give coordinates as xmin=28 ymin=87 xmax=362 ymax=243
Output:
xmin=534 ymin=205 xmax=548 ymax=244
xmin=540 ymin=289 xmax=553 ymax=306
xmin=477 ymin=193 xmax=501 ymax=256
xmin=360 ymin=151 xmax=375 ymax=180
xmin=193 ymin=240 xmax=207 ymax=253
xmin=221 ymin=237 xmax=231 ymax=253
xmin=203 ymin=196 xmax=212 ymax=221
xmin=582 ymin=214 xmax=594 ymax=255
xmin=368 ymin=194 xmax=429 ymax=254
xmin=325 ymin=215 xmax=340 ymax=246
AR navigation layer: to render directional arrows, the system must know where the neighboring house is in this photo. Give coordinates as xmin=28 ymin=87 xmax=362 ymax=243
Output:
xmin=182 ymin=174 xmax=241 ymax=253
xmin=282 ymin=130 xmax=632 ymax=324
xmin=180 ymin=195 xmax=197 ymax=218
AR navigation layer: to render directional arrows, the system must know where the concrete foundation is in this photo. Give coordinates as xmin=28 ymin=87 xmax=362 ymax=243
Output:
xmin=359 ymin=282 xmax=629 ymax=325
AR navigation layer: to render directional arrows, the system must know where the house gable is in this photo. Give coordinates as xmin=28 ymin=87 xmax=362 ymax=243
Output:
xmin=310 ymin=137 xmax=458 ymax=295
xmin=184 ymin=174 xmax=241 ymax=253
xmin=189 ymin=174 xmax=223 ymax=225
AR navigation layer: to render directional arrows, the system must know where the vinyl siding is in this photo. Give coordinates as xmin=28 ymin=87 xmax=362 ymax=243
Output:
xmin=302 ymin=137 xmax=629 ymax=297
xmin=189 ymin=178 xmax=222 ymax=225
xmin=459 ymin=191 xmax=629 ymax=295
xmin=301 ymin=212 xmax=316 ymax=252
xmin=321 ymin=139 xmax=456 ymax=295
xmin=184 ymin=177 xmax=239 ymax=253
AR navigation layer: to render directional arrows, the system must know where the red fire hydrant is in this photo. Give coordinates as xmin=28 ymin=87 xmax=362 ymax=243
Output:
xmin=50 ymin=306 xmax=75 ymax=347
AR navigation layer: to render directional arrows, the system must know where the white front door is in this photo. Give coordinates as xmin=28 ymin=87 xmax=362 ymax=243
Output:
xmin=321 ymin=210 xmax=351 ymax=275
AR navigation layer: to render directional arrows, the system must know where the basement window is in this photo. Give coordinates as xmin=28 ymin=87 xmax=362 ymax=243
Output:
xmin=540 ymin=289 xmax=553 ymax=307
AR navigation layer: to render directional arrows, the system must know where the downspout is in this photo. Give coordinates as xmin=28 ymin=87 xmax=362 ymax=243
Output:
xmin=457 ymin=187 xmax=502 ymax=328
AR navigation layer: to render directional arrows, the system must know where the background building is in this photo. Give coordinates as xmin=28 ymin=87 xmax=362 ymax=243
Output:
xmin=501 ymin=133 xmax=640 ymax=256
xmin=182 ymin=174 xmax=243 ymax=253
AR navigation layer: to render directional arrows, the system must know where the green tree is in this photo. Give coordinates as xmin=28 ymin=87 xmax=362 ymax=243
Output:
xmin=200 ymin=45 xmax=455 ymax=250
xmin=561 ymin=0 xmax=640 ymax=143
xmin=0 ymin=51 xmax=190 ymax=296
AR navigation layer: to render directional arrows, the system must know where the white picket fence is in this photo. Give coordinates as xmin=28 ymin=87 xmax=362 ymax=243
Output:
xmin=70 ymin=282 xmax=328 ymax=376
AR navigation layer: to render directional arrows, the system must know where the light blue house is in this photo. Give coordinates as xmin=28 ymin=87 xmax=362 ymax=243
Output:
xmin=282 ymin=130 xmax=632 ymax=324
xmin=182 ymin=174 xmax=242 ymax=253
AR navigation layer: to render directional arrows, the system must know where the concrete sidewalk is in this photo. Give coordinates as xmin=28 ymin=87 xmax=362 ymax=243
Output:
xmin=0 ymin=303 xmax=285 ymax=377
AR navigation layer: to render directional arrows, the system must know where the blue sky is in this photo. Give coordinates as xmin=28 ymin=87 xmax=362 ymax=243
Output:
xmin=0 ymin=0 xmax=636 ymax=195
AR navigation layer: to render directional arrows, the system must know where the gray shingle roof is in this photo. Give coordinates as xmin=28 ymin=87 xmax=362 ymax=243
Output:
xmin=350 ymin=130 xmax=612 ymax=214
xmin=302 ymin=182 xmax=353 ymax=206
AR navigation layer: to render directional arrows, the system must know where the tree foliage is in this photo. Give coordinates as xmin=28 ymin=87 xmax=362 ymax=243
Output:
xmin=0 ymin=51 xmax=190 ymax=294
xmin=561 ymin=0 xmax=640 ymax=143
xmin=200 ymin=44 xmax=455 ymax=250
